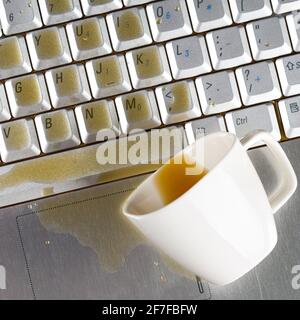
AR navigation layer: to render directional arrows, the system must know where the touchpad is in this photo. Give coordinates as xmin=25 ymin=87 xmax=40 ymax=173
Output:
xmin=9 ymin=175 xmax=209 ymax=299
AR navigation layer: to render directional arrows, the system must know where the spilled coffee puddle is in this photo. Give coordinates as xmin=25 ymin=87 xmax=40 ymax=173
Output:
xmin=37 ymin=188 xmax=194 ymax=281
xmin=0 ymin=128 xmax=186 ymax=191
xmin=0 ymin=148 xmax=99 ymax=189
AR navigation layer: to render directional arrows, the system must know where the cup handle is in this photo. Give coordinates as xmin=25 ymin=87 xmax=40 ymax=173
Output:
xmin=241 ymin=130 xmax=297 ymax=214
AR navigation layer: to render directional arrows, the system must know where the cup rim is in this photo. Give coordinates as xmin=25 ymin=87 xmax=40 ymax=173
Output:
xmin=123 ymin=132 xmax=238 ymax=218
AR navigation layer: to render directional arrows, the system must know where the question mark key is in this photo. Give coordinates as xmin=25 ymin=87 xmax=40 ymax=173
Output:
xmin=236 ymin=61 xmax=281 ymax=105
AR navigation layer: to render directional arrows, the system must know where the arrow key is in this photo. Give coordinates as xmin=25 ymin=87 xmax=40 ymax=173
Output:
xmin=276 ymin=54 xmax=300 ymax=96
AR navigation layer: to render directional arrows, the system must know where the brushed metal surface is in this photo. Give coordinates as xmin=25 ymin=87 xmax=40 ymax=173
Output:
xmin=0 ymin=175 xmax=210 ymax=300
xmin=0 ymin=139 xmax=299 ymax=299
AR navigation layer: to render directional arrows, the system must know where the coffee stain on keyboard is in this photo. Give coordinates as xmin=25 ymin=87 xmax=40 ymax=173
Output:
xmin=37 ymin=185 xmax=194 ymax=280
xmin=0 ymin=128 xmax=185 ymax=191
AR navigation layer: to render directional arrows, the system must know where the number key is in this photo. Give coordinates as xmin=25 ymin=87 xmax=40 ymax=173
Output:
xmin=0 ymin=0 xmax=42 ymax=35
xmin=147 ymin=0 xmax=192 ymax=42
xmin=123 ymin=0 xmax=153 ymax=6
xmin=186 ymin=0 xmax=232 ymax=33
xmin=286 ymin=11 xmax=300 ymax=52
xmin=81 ymin=0 xmax=123 ymax=16
xmin=39 ymin=0 xmax=82 ymax=25
xmin=271 ymin=0 xmax=300 ymax=14
xmin=229 ymin=0 xmax=272 ymax=23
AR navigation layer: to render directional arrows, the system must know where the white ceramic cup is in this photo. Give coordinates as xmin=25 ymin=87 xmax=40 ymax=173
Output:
xmin=122 ymin=131 xmax=297 ymax=286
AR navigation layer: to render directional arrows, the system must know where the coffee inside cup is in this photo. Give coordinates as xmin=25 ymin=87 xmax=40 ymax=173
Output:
xmin=155 ymin=154 xmax=208 ymax=206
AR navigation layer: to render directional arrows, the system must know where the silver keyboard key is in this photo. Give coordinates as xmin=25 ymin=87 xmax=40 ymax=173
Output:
xmin=0 ymin=36 xmax=32 ymax=80
xmin=271 ymin=0 xmax=300 ymax=14
xmin=86 ymin=55 xmax=131 ymax=99
xmin=5 ymin=73 xmax=51 ymax=117
xmin=0 ymin=0 xmax=42 ymax=35
xmin=45 ymin=64 xmax=91 ymax=109
xmin=75 ymin=100 xmax=120 ymax=144
xmin=66 ymin=17 xmax=112 ymax=61
xmin=81 ymin=0 xmax=123 ymax=16
xmin=155 ymin=80 xmax=201 ymax=125
xmin=185 ymin=115 xmax=226 ymax=144
xmin=146 ymin=0 xmax=192 ymax=42
xmin=196 ymin=71 xmax=241 ymax=115
xmin=166 ymin=35 xmax=211 ymax=80
xmin=247 ymin=17 xmax=292 ymax=61
xmin=0 ymin=85 xmax=11 ymax=122
xmin=236 ymin=61 xmax=281 ymax=106
xmin=286 ymin=11 xmax=300 ymax=52
xmin=0 ymin=118 xmax=40 ymax=162
xmin=229 ymin=0 xmax=272 ymax=23
xmin=225 ymin=103 xmax=281 ymax=142
xmin=186 ymin=0 xmax=232 ymax=33
xmin=106 ymin=7 xmax=152 ymax=52
xmin=126 ymin=45 xmax=172 ymax=89
xmin=123 ymin=0 xmax=153 ymax=6
xmin=278 ymin=96 xmax=300 ymax=138
xmin=276 ymin=54 xmax=300 ymax=96
xmin=38 ymin=0 xmax=82 ymax=25
xmin=115 ymin=90 xmax=161 ymax=134
xmin=206 ymin=25 xmax=252 ymax=70
xmin=26 ymin=26 xmax=72 ymax=71
xmin=35 ymin=109 xmax=81 ymax=153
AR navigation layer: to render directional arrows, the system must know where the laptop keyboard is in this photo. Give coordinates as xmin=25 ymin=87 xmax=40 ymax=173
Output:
xmin=1 ymin=0 xmax=300 ymax=201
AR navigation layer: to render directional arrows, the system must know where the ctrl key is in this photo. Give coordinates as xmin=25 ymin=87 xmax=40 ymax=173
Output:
xmin=225 ymin=103 xmax=281 ymax=143
xmin=279 ymin=97 xmax=300 ymax=138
